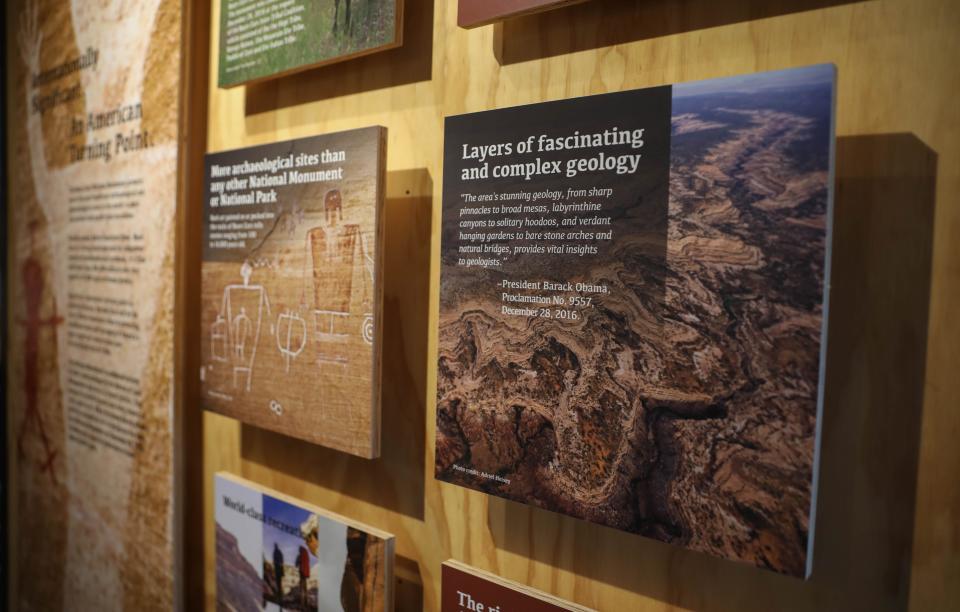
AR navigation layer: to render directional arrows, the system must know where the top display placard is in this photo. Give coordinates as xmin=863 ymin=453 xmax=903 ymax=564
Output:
xmin=458 ymin=0 xmax=588 ymax=28
xmin=218 ymin=0 xmax=403 ymax=88
xmin=436 ymin=65 xmax=836 ymax=577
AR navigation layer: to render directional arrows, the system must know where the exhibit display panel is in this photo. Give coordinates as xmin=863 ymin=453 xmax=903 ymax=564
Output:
xmin=436 ymin=65 xmax=835 ymax=578
xmin=442 ymin=560 xmax=595 ymax=611
xmin=215 ymin=473 xmax=395 ymax=611
xmin=3 ymin=0 xmax=959 ymax=610
xmin=33 ymin=0 xmax=940 ymax=612
xmin=4 ymin=0 xmax=183 ymax=608
xmin=457 ymin=0 xmax=588 ymax=28
xmin=201 ymin=128 xmax=387 ymax=458
xmin=218 ymin=0 xmax=404 ymax=88
xmin=198 ymin=0 xmax=960 ymax=612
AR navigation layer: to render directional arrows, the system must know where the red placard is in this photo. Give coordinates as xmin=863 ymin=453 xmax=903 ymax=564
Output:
xmin=458 ymin=0 xmax=589 ymax=28
xmin=442 ymin=562 xmax=595 ymax=611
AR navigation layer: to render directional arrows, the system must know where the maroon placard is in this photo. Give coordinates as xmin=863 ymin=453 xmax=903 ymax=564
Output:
xmin=442 ymin=563 xmax=592 ymax=611
xmin=458 ymin=0 xmax=589 ymax=28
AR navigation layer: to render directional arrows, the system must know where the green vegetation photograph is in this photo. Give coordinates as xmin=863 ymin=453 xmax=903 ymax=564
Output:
xmin=219 ymin=0 xmax=399 ymax=87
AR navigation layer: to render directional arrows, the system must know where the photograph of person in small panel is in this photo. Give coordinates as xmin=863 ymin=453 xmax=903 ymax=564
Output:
xmin=216 ymin=483 xmax=387 ymax=612
xmin=299 ymin=514 xmax=374 ymax=612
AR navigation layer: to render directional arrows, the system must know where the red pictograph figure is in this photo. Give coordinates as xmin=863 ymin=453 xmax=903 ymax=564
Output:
xmin=16 ymin=220 xmax=63 ymax=485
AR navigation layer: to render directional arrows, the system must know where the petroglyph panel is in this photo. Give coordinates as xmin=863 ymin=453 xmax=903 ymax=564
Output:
xmin=201 ymin=128 xmax=386 ymax=458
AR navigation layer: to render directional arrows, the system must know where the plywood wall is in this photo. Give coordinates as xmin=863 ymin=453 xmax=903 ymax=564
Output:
xmin=200 ymin=0 xmax=960 ymax=609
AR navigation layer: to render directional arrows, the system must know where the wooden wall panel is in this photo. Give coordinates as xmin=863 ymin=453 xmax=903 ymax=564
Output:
xmin=201 ymin=0 xmax=960 ymax=610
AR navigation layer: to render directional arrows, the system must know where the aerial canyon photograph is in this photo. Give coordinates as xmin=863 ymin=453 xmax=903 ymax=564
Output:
xmin=436 ymin=66 xmax=835 ymax=577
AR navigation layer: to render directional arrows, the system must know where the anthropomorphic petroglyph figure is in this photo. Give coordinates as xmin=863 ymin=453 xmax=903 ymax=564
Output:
xmin=218 ymin=261 xmax=273 ymax=393
xmin=233 ymin=309 xmax=251 ymax=362
xmin=16 ymin=221 xmax=64 ymax=486
xmin=275 ymin=309 xmax=307 ymax=373
xmin=301 ymin=189 xmax=374 ymax=368
xmin=210 ymin=314 xmax=228 ymax=362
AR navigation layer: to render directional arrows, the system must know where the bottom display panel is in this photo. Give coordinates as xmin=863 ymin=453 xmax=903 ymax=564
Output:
xmin=215 ymin=472 xmax=395 ymax=611
xmin=442 ymin=560 xmax=595 ymax=612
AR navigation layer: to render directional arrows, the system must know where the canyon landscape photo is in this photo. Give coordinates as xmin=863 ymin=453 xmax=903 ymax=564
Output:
xmin=436 ymin=66 xmax=835 ymax=576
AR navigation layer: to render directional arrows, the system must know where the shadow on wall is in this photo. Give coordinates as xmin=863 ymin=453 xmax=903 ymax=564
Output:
xmin=494 ymin=0 xmax=870 ymax=65
xmin=240 ymin=169 xmax=434 ymax=522
xmin=245 ymin=0 xmax=435 ymax=115
xmin=487 ymin=133 xmax=937 ymax=612
xmin=395 ymin=553 xmax=425 ymax=611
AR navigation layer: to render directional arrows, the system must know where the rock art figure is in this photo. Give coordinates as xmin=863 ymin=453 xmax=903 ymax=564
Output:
xmin=210 ymin=314 xmax=228 ymax=362
xmin=300 ymin=189 xmax=374 ymax=369
xmin=16 ymin=221 xmax=63 ymax=486
xmin=275 ymin=309 xmax=307 ymax=372
xmin=216 ymin=261 xmax=273 ymax=393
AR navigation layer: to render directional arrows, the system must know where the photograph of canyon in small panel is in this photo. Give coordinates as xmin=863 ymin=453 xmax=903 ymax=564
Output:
xmin=436 ymin=65 xmax=835 ymax=577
